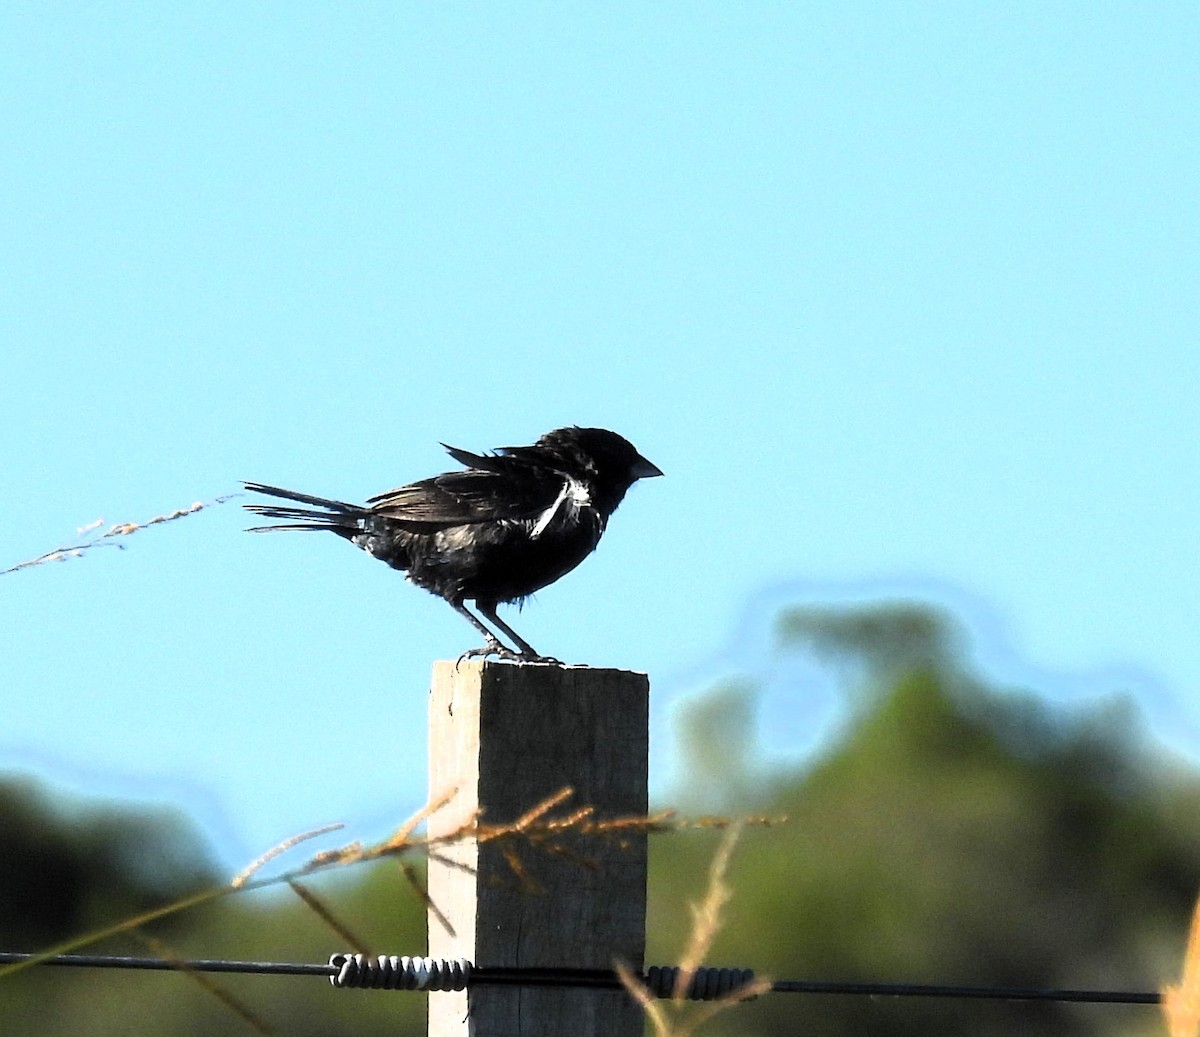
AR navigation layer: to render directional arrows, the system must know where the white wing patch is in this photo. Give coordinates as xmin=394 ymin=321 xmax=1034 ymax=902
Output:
xmin=531 ymin=476 xmax=591 ymax=539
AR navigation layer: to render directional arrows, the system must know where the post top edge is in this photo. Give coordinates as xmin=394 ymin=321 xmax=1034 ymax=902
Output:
xmin=431 ymin=659 xmax=648 ymax=678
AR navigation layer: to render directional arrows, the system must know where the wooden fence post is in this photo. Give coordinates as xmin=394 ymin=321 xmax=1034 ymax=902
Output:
xmin=427 ymin=659 xmax=649 ymax=1037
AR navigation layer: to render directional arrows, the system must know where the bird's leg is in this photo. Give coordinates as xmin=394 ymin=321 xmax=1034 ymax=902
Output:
xmin=476 ymin=601 xmax=561 ymax=664
xmin=450 ymin=598 xmax=524 ymax=666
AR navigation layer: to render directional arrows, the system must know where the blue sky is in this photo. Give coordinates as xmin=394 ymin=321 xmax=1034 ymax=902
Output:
xmin=2 ymin=4 xmax=1197 ymax=868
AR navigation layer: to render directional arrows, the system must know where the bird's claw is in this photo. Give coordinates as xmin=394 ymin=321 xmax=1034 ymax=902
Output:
xmin=455 ymin=642 xmax=525 ymax=670
xmin=454 ymin=643 xmax=564 ymax=669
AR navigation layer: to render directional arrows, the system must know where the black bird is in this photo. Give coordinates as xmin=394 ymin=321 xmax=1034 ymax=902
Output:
xmin=244 ymin=426 xmax=662 ymax=662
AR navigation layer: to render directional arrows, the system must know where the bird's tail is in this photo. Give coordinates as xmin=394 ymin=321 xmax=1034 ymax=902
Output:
xmin=242 ymin=482 xmax=366 ymax=537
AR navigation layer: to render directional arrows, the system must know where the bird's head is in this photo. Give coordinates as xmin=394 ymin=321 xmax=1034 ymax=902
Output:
xmin=535 ymin=427 xmax=662 ymax=513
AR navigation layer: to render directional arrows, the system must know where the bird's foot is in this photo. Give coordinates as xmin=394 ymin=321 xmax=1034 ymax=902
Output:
xmin=456 ymin=641 xmax=525 ymax=669
xmin=454 ymin=643 xmax=566 ymax=669
xmin=519 ymin=652 xmax=563 ymax=665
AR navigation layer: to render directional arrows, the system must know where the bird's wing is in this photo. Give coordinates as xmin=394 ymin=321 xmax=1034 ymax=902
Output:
xmin=441 ymin=444 xmax=502 ymax=471
xmin=365 ymin=465 xmax=567 ymax=527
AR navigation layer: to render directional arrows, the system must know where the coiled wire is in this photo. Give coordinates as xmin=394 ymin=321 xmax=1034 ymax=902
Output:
xmin=328 ymin=954 xmax=753 ymax=1001
xmin=329 ymin=953 xmax=471 ymax=991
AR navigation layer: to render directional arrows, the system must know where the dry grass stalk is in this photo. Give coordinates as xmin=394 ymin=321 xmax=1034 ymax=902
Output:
xmin=231 ymin=823 xmax=344 ymax=888
xmin=286 ymin=879 xmax=371 ymax=955
xmin=616 ymin=958 xmax=674 ymax=1037
xmin=294 ymin=788 xmax=682 ymax=880
xmin=1 ymin=786 xmax=781 ymax=1002
xmin=401 ymin=861 xmax=456 ymax=938
xmin=618 ymin=820 xmax=772 ymax=1037
xmin=383 ymin=785 xmax=460 ymax=849
xmin=2 ymin=494 xmax=240 ymax=575
xmin=674 ymin=820 xmax=742 ymax=997
xmin=133 ymin=930 xmax=275 ymax=1037
xmin=1164 ymin=893 xmax=1200 ymax=1037
xmin=250 ymin=790 xmax=784 ymax=989
xmin=0 ymin=886 xmax=224 ymax=980
xmin=499 ymin=842 xmax=540 ymax=892
xmin=513 ymin=786 xmax=576 ymax=828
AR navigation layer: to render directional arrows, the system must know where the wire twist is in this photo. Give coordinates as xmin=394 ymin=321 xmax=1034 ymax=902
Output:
xmin=644 ymin=965 xmax=758 ymax=1000
xmin=328 ymin=953 xmax=471 ymax=991
xmin=327 ymin=955 xmax=753 ymax=1000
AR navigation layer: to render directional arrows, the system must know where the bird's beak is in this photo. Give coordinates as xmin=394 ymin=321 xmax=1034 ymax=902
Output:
xmin=632 ymin=456 xmax=663 ymax=480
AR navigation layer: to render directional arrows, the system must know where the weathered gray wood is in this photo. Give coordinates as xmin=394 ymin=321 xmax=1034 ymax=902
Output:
xmin=427 ymin=660 xmax=649 ymax=1037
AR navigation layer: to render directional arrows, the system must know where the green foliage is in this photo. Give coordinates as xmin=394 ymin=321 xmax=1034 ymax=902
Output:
xmin=648 ymin=602 xmax=1197 ymax=1037
xmin=0 ymin=781 xmax=427 ymax=1036
xmin=0 ymin=778 xmax=218 ymax=947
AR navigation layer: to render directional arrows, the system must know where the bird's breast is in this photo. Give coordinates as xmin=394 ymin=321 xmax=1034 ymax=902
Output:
xmin=460 ymin=505 xmax=604 ymax=603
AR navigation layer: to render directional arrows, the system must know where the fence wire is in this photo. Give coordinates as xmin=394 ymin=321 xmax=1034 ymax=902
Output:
xmin=0 ymin=951 xmax=1162 ymax=1005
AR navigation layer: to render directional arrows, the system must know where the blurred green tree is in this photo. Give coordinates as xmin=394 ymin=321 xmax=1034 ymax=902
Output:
xmin=0 ymin=779 xmax=218 ymax=947
xmin=0 ymin=780 xmax=426 ymax=1036
xmin=648 ymin=602 xmax=1198 ymax=1037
